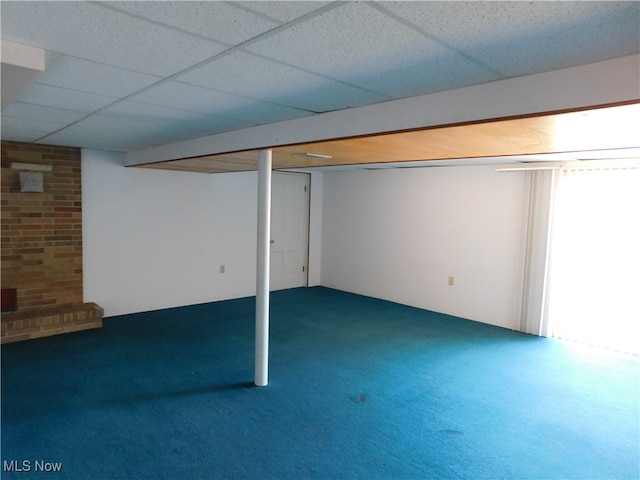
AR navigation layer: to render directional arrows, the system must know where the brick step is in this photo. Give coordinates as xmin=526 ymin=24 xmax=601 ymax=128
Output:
xmin=1 ymin=302 xmax=103 ymax=344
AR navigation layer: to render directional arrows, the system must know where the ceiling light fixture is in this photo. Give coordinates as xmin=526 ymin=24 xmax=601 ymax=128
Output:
xmin=293 ymin=153 xmax=333 ymax=160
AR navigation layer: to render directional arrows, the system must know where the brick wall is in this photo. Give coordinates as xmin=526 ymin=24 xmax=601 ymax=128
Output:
xmin=1 ymin=141 xmax=83 ymax=310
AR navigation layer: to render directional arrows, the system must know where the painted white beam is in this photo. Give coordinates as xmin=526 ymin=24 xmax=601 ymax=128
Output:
xmin=125 ymin=55 xmax=640 ymax=166
xmin=1 ymin=40 xmax=46 ymax=111
xmin=255 ymin=149 xmax=272 ymax=387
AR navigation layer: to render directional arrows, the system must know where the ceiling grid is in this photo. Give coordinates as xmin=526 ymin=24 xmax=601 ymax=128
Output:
xmin=1 ymin=1 xmax=638 ymax=165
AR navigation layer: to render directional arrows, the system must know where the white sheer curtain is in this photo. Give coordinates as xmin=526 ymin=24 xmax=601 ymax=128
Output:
xmin=546 ymin=164 xmax=640 ymax=354
xmin=514 ymin=169 xmax=558 ymax=336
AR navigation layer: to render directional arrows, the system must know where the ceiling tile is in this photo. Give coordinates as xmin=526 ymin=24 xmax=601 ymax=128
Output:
xmin=102 ymin=99 xmax=216 ymax=121
xmin=245 ymin=2 xmax=499 ymax=98
xmin=177 ymin=51 xmax=388 ymax=112
xmin=381 ymin=1 xmax=640 ymax=77
xmin=237 ymin=1 xmax=332 ymax=23
xmin=130 ymin=80 xmax=313 ymax=125
xmin=215 ymin=100 xmax=315 ymax=126
xmin=40 ymin=115 xmax=216 ymax=152
xmin=0 ymin=116 xmax=67 ymax=141
xmin=61 ymin=112 xmax=178 ymax=136
xmin=39 ymin=53 xmax=161 ymax=98
xmin=0 ymin=126 xmax=48 ymax=143
xmin=2 ymin=102 xmax=87 ymax=125
xmin=101 ymin=99 xmax=255 ymax=133
xmin=40 ymin=128 xmax=154 ymax=152
xmin=18 ymin=82 xmax=118 ymax=112
xmin=344 ymin=52 xmax=498 ymax=100
xmin=105 ymin=1 xmax=279 ymax=45
xmin=0 ymin=1 xmax=226 ymax=76
xmin=130 ymin=80 xmax=261 ymax=114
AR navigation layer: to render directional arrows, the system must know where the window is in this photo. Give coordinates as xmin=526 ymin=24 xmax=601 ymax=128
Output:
xmin=547 ymin=164 xmax=640 ymax=355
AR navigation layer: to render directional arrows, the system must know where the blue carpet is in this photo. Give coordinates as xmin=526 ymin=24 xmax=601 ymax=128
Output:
xmin=2 ymin=287 xmax=638 ymax=479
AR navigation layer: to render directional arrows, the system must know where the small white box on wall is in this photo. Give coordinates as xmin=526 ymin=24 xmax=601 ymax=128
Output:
xmin=19 ymin=171 xmax=44 ymax=193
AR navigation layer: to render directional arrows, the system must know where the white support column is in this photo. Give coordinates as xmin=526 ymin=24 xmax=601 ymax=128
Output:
xmin=255 ymin=149 xmax=272 ymax=386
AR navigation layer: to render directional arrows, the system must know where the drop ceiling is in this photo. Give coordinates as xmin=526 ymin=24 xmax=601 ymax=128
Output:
xmin=1 ymin=1 xmax=639 ymax=171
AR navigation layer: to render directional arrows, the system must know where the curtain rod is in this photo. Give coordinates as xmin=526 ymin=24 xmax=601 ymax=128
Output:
xmin=495 ymin=158 xmax=640 ymax=172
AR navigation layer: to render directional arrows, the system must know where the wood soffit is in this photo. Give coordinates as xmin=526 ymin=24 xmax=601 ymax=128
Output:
xmin=136 ymin=103 xmax=640 ymax=174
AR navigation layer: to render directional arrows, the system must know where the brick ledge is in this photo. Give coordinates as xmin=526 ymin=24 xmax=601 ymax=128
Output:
xmin=1 ymin=302 xmax=103 ymax=344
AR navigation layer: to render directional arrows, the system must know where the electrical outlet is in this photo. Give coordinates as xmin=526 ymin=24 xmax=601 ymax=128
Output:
xmin=448 ymin=276 xmax=455 ymax=286
xmin=219 ymin=265 xmax=226 ymax=274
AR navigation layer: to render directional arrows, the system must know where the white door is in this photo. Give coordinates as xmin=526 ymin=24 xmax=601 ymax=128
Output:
xmin=270 ymin=172 xmax=310 ymax=291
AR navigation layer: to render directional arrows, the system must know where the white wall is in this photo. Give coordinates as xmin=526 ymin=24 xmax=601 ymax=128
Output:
xmin=320 ymin=165 xmax=526 ymax=329
xmin=82 ymin=149 xmax=259 ymax=317
xmin=83 ymin=148 xmax=524 ymax=327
